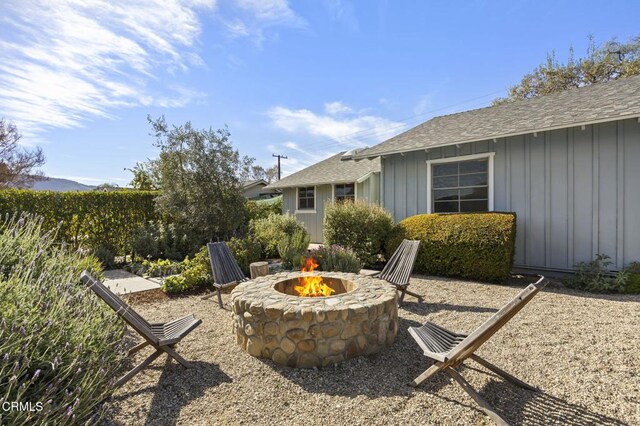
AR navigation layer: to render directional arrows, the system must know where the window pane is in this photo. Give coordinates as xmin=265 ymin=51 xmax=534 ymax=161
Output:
xmin=308 ymin=197 xmax=314 ymax=209
xmin=460 ymin=200 xmax=488 ymax=212
xmin=433 ymin=189 xmax=459 ymax=201
xmin=459 ymin=173 xmax=487 ymax=187
xmin=433 ymin=175 xmax=458 ymax=189
xmin=307 ymin=187 xmax=314 ymax=197
xmin=434 ymin=201 xmax=458 ymax=213
xmin=459 ymin=159 xmax=488 ymax=174
xmin=299 ymin=198 xmax=307 ymax=209
xmin=344 ymin=184 xmax=355 ymax=196
xmin=459 ymin=187 xmax=488 ymax=200
xmin=433 ymin=163 xmax=458 ymax=176
xmin=300 ymin=188 xmax=307 ymax=198
xmin=335 ymin=185 xmax=345 ymax=198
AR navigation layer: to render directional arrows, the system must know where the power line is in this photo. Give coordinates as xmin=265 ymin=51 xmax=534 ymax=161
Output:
xmin=283 ymin=89 xmax=505 ymax=153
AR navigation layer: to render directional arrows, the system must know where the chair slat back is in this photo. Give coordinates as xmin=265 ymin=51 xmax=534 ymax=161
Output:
xmin=80 ymin=272 xmax=159 ymax=344
xmin=207 ymin=242 xmax=247 ymax=285
xmin=447 ymin=276 xmax=548 ymax=363
xmin=379 ymin=239 xmax=420 ymax=286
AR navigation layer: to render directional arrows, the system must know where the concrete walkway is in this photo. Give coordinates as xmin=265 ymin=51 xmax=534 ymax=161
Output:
xmin=103 ymin=269 xmax=161 ymax=295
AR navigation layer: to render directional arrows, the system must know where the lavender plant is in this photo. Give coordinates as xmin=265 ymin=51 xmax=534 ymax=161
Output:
xmin=0 ymin=215 xmax=126 ymax=425
xmin=306 ymin=245 xmax=362 ymax=274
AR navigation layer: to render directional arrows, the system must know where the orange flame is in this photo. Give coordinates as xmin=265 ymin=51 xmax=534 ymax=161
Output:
xmin=293 ymin=257 xmax=335 ymax=297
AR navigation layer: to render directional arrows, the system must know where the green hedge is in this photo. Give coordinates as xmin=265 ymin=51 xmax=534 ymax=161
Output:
xmin=0 ymin=189 xmax=158 ymax=255
xmin=387 ymin=212 xmax=517 ymax=282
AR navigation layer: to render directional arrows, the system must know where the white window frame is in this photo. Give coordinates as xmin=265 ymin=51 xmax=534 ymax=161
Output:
xmin=332 ymin=182 xmax=357 ymax=202
xmin=295 ymin=186 xmax=317 ymax=214
xmin=425 ymin=152 xmax=495 ymax=214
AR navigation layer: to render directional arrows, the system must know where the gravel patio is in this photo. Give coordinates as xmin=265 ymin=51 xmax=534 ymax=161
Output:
xmin=104 ymin=276 xmax=639 ymax=425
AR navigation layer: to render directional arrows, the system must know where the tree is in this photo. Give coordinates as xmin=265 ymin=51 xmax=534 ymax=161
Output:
xmin=148 ymin=116 xmax=252 ymax=243
xmin=494 ymin=35 xmax=640 ymax=105
xmin=126 ymin=162 xmax=159 ymax=190
xmin=0 ymin=118 xmax=46 ymax=188
xmin=248 ymin=164 xmax=278 ymax=183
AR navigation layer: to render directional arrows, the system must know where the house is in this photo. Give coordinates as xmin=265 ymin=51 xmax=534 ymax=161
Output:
xmin=241 ymin=179 xmax=280 ymax=200
xmin=265 ymin=152 xmax=381 ymax=242
xmin=350 ymin=75 xmax=640 ymax=273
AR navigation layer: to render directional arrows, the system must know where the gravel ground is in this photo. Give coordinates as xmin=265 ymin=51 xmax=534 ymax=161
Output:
xmin=103 ymin=276 xmax=640 ymax=426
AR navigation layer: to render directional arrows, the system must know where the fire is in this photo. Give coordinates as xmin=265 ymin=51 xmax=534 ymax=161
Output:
xmin=293 ymin=257 xmax=335 ymax=297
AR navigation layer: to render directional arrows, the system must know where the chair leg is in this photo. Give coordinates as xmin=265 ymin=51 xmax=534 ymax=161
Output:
xmin=163 ymin=345 xmax=192 ymax=368
xmin=404 ymin=289 xmax=424 ymax=302
xmin=115 ymin=350 xmax=162 ymax=388
xmin=128 ymin=341 xmax=150 ymax=355
xmin=216 ymin=287 xmax=223 ymax=309
xmin=411 ymin=362 xmax=445 ymax=387
xmin=398 ymin=288 xmax=407 ymax=306
xmin=470 ymin=354 xmax=538 ymax=391
xmin=445 ymin=367 xmax=509 ymax=426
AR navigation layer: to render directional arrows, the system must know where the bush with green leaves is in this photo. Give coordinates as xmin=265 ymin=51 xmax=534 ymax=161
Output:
xmin=323 ymin=201 xmax=394 ymax=266
xmin=91 ymin=243 xmax=117 ymax=269
xmin=250 ymin=213 xmax=306 ymax=258
xmin=161 ymin=246 xmax=212 ymax=294
xmin=623 ymin=262 xmax=640 ymax=294
xmin=564 ymin=254 xmax=629 ymax=293
xmin=277 ymin=229 xmax=310 ymax=270
xmin=128 ymin=220 xmax=194 ymax=261
xmin=305 ymin=245 xmax=361 ymax=273
xmin=0 ymin=215 xmax=126 ymax=424
xmin=387 ymin=212 xmax=517 ymax=282
xmin=0 ymin=189 xmax=157 ymax=255
xmin=245 ymin=196 xmax=282 ymax=223
xmin=227 ymin=235 xmax=262 ymax=275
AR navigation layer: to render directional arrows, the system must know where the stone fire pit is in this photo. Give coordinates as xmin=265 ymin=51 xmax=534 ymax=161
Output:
xmin=230 ymin=271 xmax=398 ymax=368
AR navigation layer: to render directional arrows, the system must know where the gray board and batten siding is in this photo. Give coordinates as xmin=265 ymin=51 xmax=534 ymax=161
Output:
xmin=282 ymin=174 xmax=380 ymax=244
xmin=381 ymin=118 xmax=640 ymax=272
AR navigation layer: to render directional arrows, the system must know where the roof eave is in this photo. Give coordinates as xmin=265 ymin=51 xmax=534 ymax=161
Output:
xmin=351 ymin=113 xmax=640 ymax=160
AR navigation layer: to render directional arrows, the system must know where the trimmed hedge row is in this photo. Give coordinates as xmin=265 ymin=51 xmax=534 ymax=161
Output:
xmin=0 ymin=189 xmax=158 ymax=255
xmin=387 ymin=212 xmax=517 ymax=282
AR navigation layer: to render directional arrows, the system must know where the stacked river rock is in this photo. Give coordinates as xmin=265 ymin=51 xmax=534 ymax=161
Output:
xmin=230 ymin=271 xmax=398 ymax=368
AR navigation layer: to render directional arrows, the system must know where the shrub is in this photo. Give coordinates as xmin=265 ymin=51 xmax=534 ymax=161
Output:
xmin=0 ymin=189 xmax=157 ymax=256
xmin=387 ymin=212 xmax=517 ymax=282
xmin=251 ymin=213 xmax=306 ymax=258
xmin=228 ymin=235 xmax=262 ymax=275
xmin=245 ymin=196 xmax=282 ymax=223
xmin=306 ymin=245 xmax=361 ymax=273
xmin=0 ymin=215 xmax=126 ymax=424
xmin=323 ymin=201 xmax=394 ymax=266
xmin=624 ymin=262 xmax=640 ymax=294
xmin=564 ymin=254 xmax=629 ymax=293
xmin=161 ymin=246 xmax=212 ymax=294
xmin=277 ymin=229 xmax=310 ymax=269
xmin=92 ymin=243 xmax=117 ymax=269
xmin=128 ymin=220 xmax=194 ymax=261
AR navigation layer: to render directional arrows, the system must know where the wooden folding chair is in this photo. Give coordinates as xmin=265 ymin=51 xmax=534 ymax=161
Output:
xmin=80 ymin=272 xmax=202 ymax=388
xmin=204 ymin=242 xmax=249 ymax=308
xmin=374 ymin=239 xmax=422 ymax=306
xmin=409 ymin=275 xmax=548 ymax=425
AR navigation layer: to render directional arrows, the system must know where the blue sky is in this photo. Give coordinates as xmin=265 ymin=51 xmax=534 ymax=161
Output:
xmin=1 ymin=0 xmax=639 ymax=185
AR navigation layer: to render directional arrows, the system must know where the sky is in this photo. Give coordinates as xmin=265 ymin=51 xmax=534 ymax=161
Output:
xmin=1 ymin=0 xmax=639 ymax=186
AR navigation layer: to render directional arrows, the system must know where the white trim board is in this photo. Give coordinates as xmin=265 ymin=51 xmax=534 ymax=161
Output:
xmin=425 ymin=152 xmax=495 ymax=214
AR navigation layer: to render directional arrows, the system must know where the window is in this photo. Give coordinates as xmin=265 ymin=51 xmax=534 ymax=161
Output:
xmin=297 ymin=186 xmax=315 ymax=210
xmin=430 ymin=157 xmax=490 ymax=213
xmin=334 ymin=183 xmax=355 ymax=202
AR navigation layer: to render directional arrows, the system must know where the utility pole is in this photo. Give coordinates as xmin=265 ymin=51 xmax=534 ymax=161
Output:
xmin=272 ymin=153 xmax=288 ymax=180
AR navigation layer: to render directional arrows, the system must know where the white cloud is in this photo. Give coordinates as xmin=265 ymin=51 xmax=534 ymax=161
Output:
xmin=268 ymin=102 xmax=405 ymax=175
xmin=223 ymin=0 xmax=306 ymax=45
xmin=413 ymin=93 xmax=435 ymax=116
xmin=268 ymin=104 xmax=403 ymax=147
xmin=0 ymin=0 xmax=214 ymax=140
xmin=324 ymin=101 xmax=353 ymax=115
xmin=324 ymin=0 xmax=359 ymax=32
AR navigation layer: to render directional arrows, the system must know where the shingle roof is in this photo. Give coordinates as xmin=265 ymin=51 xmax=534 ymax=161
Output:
xmin=354 ymin=75 xmax=640 ymax=158
xmin=265 ymin=152 xmax=380 ymax=189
